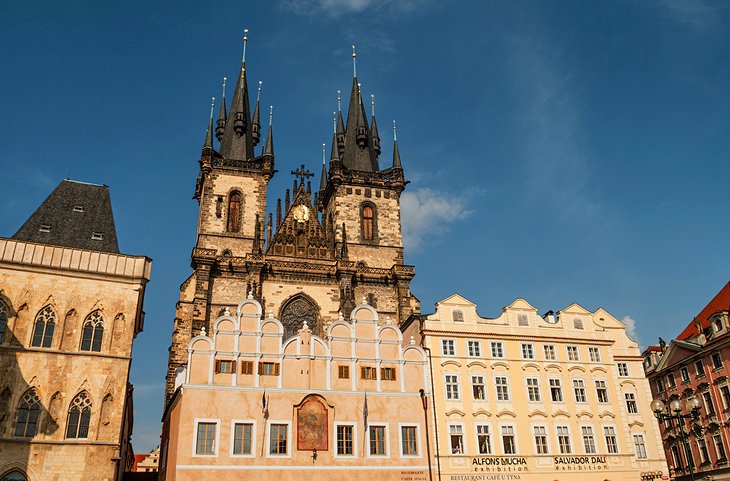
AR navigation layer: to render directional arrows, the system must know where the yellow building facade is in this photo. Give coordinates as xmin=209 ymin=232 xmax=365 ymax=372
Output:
xmin=402 ymin=294 xmax=668 ymax=481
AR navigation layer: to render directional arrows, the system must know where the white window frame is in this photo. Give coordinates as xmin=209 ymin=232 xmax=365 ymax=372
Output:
xmin=580 ymin=424 xmax=597 ymax=455
xmin=617 ymin=362 xmax=629 ymax=377
xmin=572 ymin=378 xmax=587 ymax=403
xmin=192 ymin=418 xmax=220 ymax=458
xmin=398 ymin=423 xmax=421 ymax=458
xmin=602 ymin=425 xmax=619 ymax=454
xmin=521 ymin=343 xmax=535 ymax=360
xmin=712 ymin=352 xmax=723 ymax=370
xmin=633 ymin=433 xmax=647 ymax=460
xmin=532 ymin=423 xmax=550 ymax=455
xmin=366 ymin=422 xmax=390 ymax=458
xmin=475 ymin=423 xmax=492 ymax=455
xmin=625 ymin=392 xmax=638 ymax=414
xmin=680 ymin=366 xmax=690 ymax=383
xmin=471 ymin=374 xmax=487 ymax=401
xmin=441 ymin=339 xmax=456 ymax=356
xmin=567 ymin=345 xmax=580 ymax=361
xmin=333 ymin=422 xmax=358 ymax=458
xmin=490 ymin=341 xmax=504 ymax=359
xmin=448 ymin=422 xmax=466 ymax=455
xmin=556 ymin=425 xmax=572 ymax=454
xmin=588 ymin=347 xmax=601 ymax=363
xmin=445 ymin=373 xmax=461 ymax=400
xmin=265 ymin=420 xmax=292 ymax=459
xmin=543 ymin=344 xmax=557 ymax=361
xmin=499 ymin=423 xmax=518 ymax=455
xmin=595 ymin=378 xmax=609 ymax=403
xmin=467 ymin=340 xmax=482 ymax=357
xmin=230 ymin=419 xmax=256 ymax=458
xmin=549 ymin=377 xmax=564 ymax=403
xmin=495 ymin=375 xmax=510 ymax=402
xmin=526 ymin=377 xmax=541 ymax=402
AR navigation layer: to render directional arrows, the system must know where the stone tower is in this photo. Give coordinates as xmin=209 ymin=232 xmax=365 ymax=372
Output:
xmin=165 ymin=39 xmax=419 ymax=402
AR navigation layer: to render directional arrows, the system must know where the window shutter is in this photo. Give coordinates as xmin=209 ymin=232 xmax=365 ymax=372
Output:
xmin=274 ymin=363 xmax=280 ymax=376
xmin=361 ymin=367 xmax=366 ymax=379
xmin=215 ymin=360 xmax=221 ymax=373
xmin=258 ymin=362 xmax=263 ymax=375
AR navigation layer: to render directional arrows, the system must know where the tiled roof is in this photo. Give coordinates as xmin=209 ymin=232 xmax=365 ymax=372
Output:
xmin=678 ymin=282 xmax=730 ymax=341
xmin=12 ymin=179 xmax=119 ymax=253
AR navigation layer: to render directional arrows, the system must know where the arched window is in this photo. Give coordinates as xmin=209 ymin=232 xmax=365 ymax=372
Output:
xmin=0 ymin=300 xmax=8 ymax=341
xmin=361 ymin=204 xmax=375 ymax=241
xmin=227 ymin=191 xmax=242 ymax=232
xmin=80 ymin=311 xmax=104 ymax=352
xmin=31 ymin=305 xmax=55 ymax=348
xmin=280 ymin=296 xmax=318 ymax=342
xmin=14 ymin=388 xmax=40 ymax=438
xmin=66 ymin=391 xmax=92 ymax=439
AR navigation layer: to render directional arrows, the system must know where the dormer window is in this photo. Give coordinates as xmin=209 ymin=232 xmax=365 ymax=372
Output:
xmin=73 ymin=205 xmax=84 ymax=213
xmin=39 ymin=224 xmax=51 ymax=233
xmin=713 ymin=316 xmax=724 ymax=333
xmin=91 ymin=232 xmax=103 ymax=241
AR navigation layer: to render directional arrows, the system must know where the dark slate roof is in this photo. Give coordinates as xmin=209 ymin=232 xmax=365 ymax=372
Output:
xmin=12 ymin=179 xmax=120 ymax=253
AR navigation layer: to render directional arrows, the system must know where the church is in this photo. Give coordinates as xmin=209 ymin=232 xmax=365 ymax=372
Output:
xmin=160 ymin=36 xmax=431 ymax=480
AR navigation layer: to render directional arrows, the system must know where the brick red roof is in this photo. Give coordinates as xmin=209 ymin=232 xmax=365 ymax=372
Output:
xmin=132 ymin=454 xmax=147 ymax=471
xmin=678 ymin=282 xmax=730 ymax=341
xmin=643 ymin=345 xmax=662 ymax=353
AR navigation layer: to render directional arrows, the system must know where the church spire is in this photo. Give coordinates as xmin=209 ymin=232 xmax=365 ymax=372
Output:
xmin=320 ymin=144 xmax=328 ymax=192
xmin=392 ymin=120 xmax=402 ymax=169
xmin=370 ymin=94 xmax=381 ymax=156
xmin=251 ymin=81 xmax=262 ymax=146
xmin=342 ymin=47 xmax=379 ymax=172
xmin=203 ymin=97 xmax=215 ymax=151
xmin=263 ymin=106 xmax=274 ymax=157
xmin=215 ymin=77 xmax=227 ymax=142
xmin=219 ymin=30 xmax=254 ymax=161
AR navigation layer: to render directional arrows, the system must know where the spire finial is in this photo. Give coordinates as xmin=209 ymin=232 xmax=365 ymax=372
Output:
xmin=257 ymin=81 xmax=262 ymax=102
xmin=333 ymin=112 xmax=337 ymax=134
xmin=371 ymin=94 xmax=375 ymax=117
xmin=352 ymin=45 xmax=357 ymax=77
xmin=222 ymin=77 xmax=227 ymax=97
xmin=393 ymin=119 xmax=397 ymax=141
xmin=269 ymin=105 xmax=273 ymax=126
xmin=337 ymin=91 xmax=341 ymax=112
xmin=322 ymin=143 xmax=326 ymax=165
xmin=242 ymin=27 xmax=249 ymax=63
xmin=209 ymin=97 xmax=215 ymax=121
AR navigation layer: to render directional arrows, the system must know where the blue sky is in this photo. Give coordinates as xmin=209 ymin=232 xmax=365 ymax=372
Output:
xmin=2 ymin=0 xmax=729 ymax=452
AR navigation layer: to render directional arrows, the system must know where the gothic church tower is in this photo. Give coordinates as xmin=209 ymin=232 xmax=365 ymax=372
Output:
xmin=165 ymin=38 xmax=418 ymax=401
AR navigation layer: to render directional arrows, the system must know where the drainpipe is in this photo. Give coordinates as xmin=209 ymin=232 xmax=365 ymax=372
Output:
xmin=423 ymin=346 xmax=442 ymax=481
xmin=420 ymin=389 xmax=433 ymax=481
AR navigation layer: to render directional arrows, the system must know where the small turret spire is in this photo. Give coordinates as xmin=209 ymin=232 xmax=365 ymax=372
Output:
xmin=242 ymin=28 xmax=249 ymax=64
xmin=215 ymin=78 xmax=227 ymax=142
xmin=263 ymin=105 xmax=274 ymax=156
xmin=370 ymin=94 xmax=381 ymax=156
xmin=392 ymin=120 xmax=401 ymax=169
xmin=203 ymin=97 xmax=215 ymax=150
xmin=352 ymin=45 xmax=357 ymax=78
xmin=336 ymin=93 xmax=345 ymax=153
xmin=251 ymin=81 xmax=262 ymax=146
xmin=320 ymin=144 xmax=329 ymax=191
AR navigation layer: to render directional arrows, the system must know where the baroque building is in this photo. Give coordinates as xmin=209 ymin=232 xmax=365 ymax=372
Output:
xmin=164 ymin=38 xmax=419 ymax=402
xmin=643 ymin=282 xmax=730 ymax=481
xmin=402 ymin=294 xmax=668 ymax=481
xmin=0 ymin=180 xmax=151 ymax=481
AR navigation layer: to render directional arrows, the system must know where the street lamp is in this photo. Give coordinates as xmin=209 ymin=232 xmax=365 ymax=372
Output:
xmin=651 ymin=397 xmax=702 ymax=481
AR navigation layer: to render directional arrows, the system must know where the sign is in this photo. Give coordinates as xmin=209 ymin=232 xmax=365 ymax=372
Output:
xmin=553 ymin=455 xmax=608 ymax=471
xmin=471 ymin=457 xmax=528 ymax=472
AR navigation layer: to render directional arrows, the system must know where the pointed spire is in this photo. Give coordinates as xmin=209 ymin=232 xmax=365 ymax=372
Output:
xmin=252 ymin=81 xmax=262 ymax=146
xmin=216 ymin=78 xmax=227 ymax=142
xmin=320 ymin=147 xmax=329 ymax=191
xmin=219 ymin=32 xmax=254 ymax=161
xmin=370 ymin=94 xmax=381 ymax=156
xmin=392 ymin=120 xmax=401 ymax=169
xmin=263 ymin=106 xmax=274 ymax=157
xmin=342 ymin=75 xmax=379 ymax=171
xmin=336 ymin=92 xmax=345 ymax=153
xmin=203 ymin=97 xmax=215 ymax=151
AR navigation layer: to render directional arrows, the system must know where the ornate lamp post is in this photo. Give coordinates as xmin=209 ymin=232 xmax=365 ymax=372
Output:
xmin=651 ymin=398 xmax=703 ymax=481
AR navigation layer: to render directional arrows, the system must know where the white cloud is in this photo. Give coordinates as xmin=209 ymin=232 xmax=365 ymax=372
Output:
xmin=400 ymin=187 xmax=473 ymax=251
xmin=659 ymin=0 xmax=724 ymax=32
xmin=280 ymin=0 xmax=432 ymax=17
xmin=622 ymin=315 xmax=640 ymax=346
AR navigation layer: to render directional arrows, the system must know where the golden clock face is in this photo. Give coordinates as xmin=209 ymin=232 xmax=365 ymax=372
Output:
xmin=293 ymin=204 xmax=309 ymax=223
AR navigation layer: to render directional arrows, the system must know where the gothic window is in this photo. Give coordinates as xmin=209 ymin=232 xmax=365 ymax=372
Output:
xmin=14 ymin=388 xmax=40 ymax=438
xmin=66 ymin=391 xmax=92 ymax=439
xmin=31 ymin=305 xmax=56 ymax=348
xmin=361 ymin=204 xmax=376 ymax=241
xmin=80 ymin=311 xmax=104 ymax=352
xmin=0 ymin=300 xmax=8 ymax=341
xmin=280 ymin=297 xmax=317 ymax=342
xmin=227 ymin=191 xmax=242 ymax=232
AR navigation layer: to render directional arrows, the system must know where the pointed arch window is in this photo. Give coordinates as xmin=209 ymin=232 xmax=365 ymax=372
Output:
xmin=66 ymin=391 xmax=92 ymax=439
xmin=0 ymin=300 xmax=8 ymax=341
xmin=361 ymin=204 xmax=376 ymax=241
xmin=80 ymin=311 xmax=104 ymax=352
xmin=14 ymin=388 xmax=40 ymax=438
xmin=227 ymin=191 xmax=242 ymax=232
xmin=31 ymin=305 xmax=56 ymax=348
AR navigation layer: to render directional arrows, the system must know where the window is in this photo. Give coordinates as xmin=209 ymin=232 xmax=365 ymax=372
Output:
xmin=0 ymin=301 xmax=8 ymax=341
xmin=196 ymin=422 xmax=217 ymax=455
xmin=80 ymin=310 xmax=104 ymax=352
xmin=589 ymin=347 xmax=601 ymax=362
xmin=549 ymin=378 xmax=563 ymax=402
xmin=557 ymin=426 xmax=572 ymax=454
xmin=445 ymin=375 xmax=460 ymax=400
xmin=702 ymin=391 xmax=716 ymax=415
xmin=671 ymin=444 xmax=681 ymax=468
xmin=720 ymin=385 xmax=730 ymax=410
xmin=521 ymin=343 xmax=534 ymax=360
xmin=73 ymin=205 xmax=84 ymax=212
xmin=65 ymin=391 xmax=92 ymax=439
xmin=695 ymin=359 xmax=705 ymax=377
xmin=573 ymin=318 xmax=584 ymax=330
xmin=449 ymin=424 xmax=464 ymax=454
xmin=381 ymin=367 xmax=397 ymax=381
xmin=233 ymin=423 xmax=253 ymax=455
xmin=713 ymin=433 xmax=727 ymax=461
xmin=468 ymin=340 xmax=481 ymax=357
xmin=471 ymin=375 xmax=486 ymax=400
xmin=337 ymin=425 xmax=354 ymax=456
xmin=581 ymin=426 xmax=596 ymax=454
xmin=533 ymin=426 xmax=548 ymax=454
xmin=269 ymin=423 xmax=288 ymax=455
xmin=573 ymin=379 xmax=587 ymax=403
xmin=595 ymin=380 xmax=609 ymax=403
xmin=633 ymin=434 xmax=647 ymax=459
xmin=604 ymin=426 xmax=618 ymax=454
xmin=666 ymin=373 xmax=676 ymax=389
xmin=453 ymin=310 xmax=464 ymax=322
xmin=625 ymin=393 xmax=638 ymax=414
xmin=698 ymin=438 xmax=710 ymax=464
xmin=338 ymin=365 xmax=350 ymax=379
xmin=655 ymin=377 xmax=665 ymax=393
xmin=259 ymin=362 xmax=280 ymax=376
xmin=544 ymin=344 xmax=556 ymax=361
xmin=495 ymin=376 xmax=510 ymax=401
xmin=490 ymin=341 xmax=504 ymax=358
xmin=442 ymin=339 xmax=455 ymax=356
xmin=361 ymin=366 xmax=376 ymax=380
xmin=712 ymin=353 xmax=723 ymax=370
xmin=567 ymin=346 xmax=579 ymax=361
xmin=501 ymin=425 xmax=516 ymax=455
xmin=617 ymin=363 xmax=629 ymax=377
xmin=91 ymin=232 xmax=103 ymax=241
xmin=476 ymin=425 xmax=491 ymax=454
xmin=714 ymin=316 xmax=724 ymax=332
xmin=369 ymin=425 xmax=387 ymax=456
xmin=14 ymin=389 xmax=40 ymax=438
xmin=227 ymin=191 xmax=242 ymax=232
xmin=31 ymin=305 xmax=55 ymax=348
xmin=680 ymin=366 xmax=690 ymax=382
xmin=39 ymin=224 xmax=51 ymax=232
xmin=361 ymin=204 xmax=375 ymax=241
xmin=401 ymin=426 xmax=418 ymax=456
xmin=241 ymin=361 xmax=253 ymax=375
xmin=215 ymin=360 xmax=233 ymax=374
xmin=526 ymin=377 xmax=541 ymax=402
xmin=518 ymin=314 xmax=529 ymax=326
